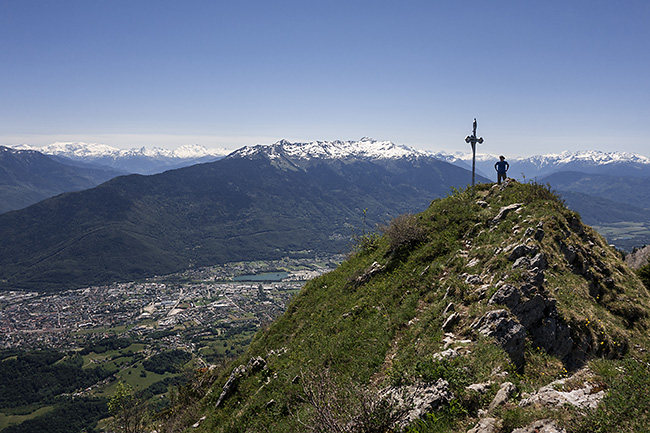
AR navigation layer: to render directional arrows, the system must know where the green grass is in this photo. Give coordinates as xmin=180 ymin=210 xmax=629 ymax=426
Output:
xmin=0 ymin=405 xmax=55 ymax=430
xmin=156 ymin=182 xmax=650 ymax=433
xmin=564 ymin=355 xmax=650 ymax=432
xmin=81 ymin=343 xmax=146 ymax=369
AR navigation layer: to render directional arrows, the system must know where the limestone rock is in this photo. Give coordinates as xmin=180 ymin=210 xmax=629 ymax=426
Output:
xmin=507 ymin=243 xmax=538 ymax=261
xmin=215 ymin=356 xmax=267 ymax=408
xmin=387 ymin=378 xmax=453 ymax=428
xmin=354 ymin=261 xmax=385 ymax=287
xmin=625 ymin=244 xmax=650 ymax=269
xmin=467 ymin=417 xmax=501 ymax=433
xmin=247 ymin=356 xmax=266 ymax=373
xmin=192 ymin=415 xmax=207 ymax=428
xmin=466 ymin=381 xmax=494 ymax=395
xmin=433 ymin=348 xmax=459 ymax=361
xmin=491 ymin=203 xmax=523 ymax=226
xmin=512 ymin=256 xmax=531 ymax=269
xmin=530 ymin=252 xmax=547 ymax=270
xmin=488 ymin=281 xmax=575 ymax=364
xmin=519 ymin=374 xmax=605 ymax=410
xmin=488 ymin=382 xmax=516 ymax=411
xmin=443 ymin=302 xmax=455 ymax=316
xmin=215 ymin=364 xmax=247 ymax=408
xmin=512 ymin=419 xmax=566 ymax=433
xmin=489 ymin=284 xmax=521 ymax=310
xmin=472 ymin=310 xmax=526 ymax=369
xmin=442 ymin=312 xmax=460 ymax=331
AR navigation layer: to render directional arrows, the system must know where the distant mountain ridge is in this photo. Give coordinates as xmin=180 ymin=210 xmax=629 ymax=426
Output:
xmin=0 ymin=146 xmax=124 ymax=213
xmin=3 ymin=138 xmax=649 ymax=254
xmin=8 ymin=142 xmax=231 ymax=174
xmin=438 ymin=149 xmax=650 ymax=179
xmin=0 ymin=138 xmax=485 ymax=291
xmin=231 ymin=137 xmax=428 ymax=161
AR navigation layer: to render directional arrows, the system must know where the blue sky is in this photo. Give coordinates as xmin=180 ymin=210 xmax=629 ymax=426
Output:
xmin=1 ymin=1 xmax=649 ymax=157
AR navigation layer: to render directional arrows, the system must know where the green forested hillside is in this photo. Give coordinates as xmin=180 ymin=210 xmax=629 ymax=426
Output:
xmin=0 ymin=146 xmax=122 ymax=214
xmin=0 ymin=154 xmax=481 ymax=291
xmin=169 ymin=181 xmax=650 ymax=433
xmin=542 ymin=171 xmax=650 ymax=209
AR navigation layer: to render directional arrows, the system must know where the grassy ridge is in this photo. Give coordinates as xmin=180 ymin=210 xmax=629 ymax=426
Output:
xmin=188 ymin=182 xmax=650 ymax=432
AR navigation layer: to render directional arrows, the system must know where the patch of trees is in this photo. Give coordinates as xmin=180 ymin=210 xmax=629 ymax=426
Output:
xmin=0 ymin=350 xmax=111 ymax=409
xmin=2 ymin=398 xmax=108 ymax=433
xmin=142 ymin=376 xmax=187 ymax=400
xmin=147 ymin=329 xmax=177 ymax=340
xmin=142 ymin=350 xmax=192 ymax=375
xmin=0 ymin=349 xmax=21 ymax=361
xmin=80 ymin=337 xmax=133 ymax=355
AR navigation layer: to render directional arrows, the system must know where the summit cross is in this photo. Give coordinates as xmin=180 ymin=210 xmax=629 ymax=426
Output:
xmin=465 ymin=118 xmax=484 ymax=187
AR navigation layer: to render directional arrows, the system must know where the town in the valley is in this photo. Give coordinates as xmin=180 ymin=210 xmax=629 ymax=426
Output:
xmin=0 ymin=255 xmax=342 ymax=357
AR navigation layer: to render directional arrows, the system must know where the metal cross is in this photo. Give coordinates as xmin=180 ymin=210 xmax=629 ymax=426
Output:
xmin=465 ymin=118 xmax=484 ymax=187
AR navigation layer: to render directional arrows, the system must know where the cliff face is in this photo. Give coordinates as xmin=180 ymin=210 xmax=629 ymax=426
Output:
xmin=189 ymin=181 xmax=650 ymax=432
xmin=626 ymin=244 xmax=650 ymax=269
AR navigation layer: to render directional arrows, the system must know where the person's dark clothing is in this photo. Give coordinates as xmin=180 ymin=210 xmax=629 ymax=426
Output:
xmin=495 ymin=160 xmax=509 ymax=173
xmin=495 ymin=160 xmax=509 ymax=184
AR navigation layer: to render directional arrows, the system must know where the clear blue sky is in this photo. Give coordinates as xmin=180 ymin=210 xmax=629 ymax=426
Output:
xmin=1 ymin=0 xmax=649 ymax=157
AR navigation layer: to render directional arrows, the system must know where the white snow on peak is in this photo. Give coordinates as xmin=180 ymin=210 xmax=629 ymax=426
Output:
xmin=40 ymin=142 xmax=122 ymax=158
xmin=174 ymin=144 xmax=229 ymax=158
xmin=232 ymin=138 xmax=428 ymax=161
xmin=534 ymin=150 xmax=650 ymax=165
xmin=437 ymin=149 xmax=650 ymax=166
xmin=5 ymin=142 xmax=230 ymax=159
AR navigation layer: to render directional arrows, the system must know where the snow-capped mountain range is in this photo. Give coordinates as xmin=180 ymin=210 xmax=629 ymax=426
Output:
xmin=232 ymin=138 xmax=650 ymax=179
xmin=435 ymin=149 xmax=650 ymax=165
xmin=6 ymin=138 xmax=650 ymax=178
xmin=11 ymin=142 xmax=230 ymax=159
xmin=435 ymin=149 xmax=650 ymax=179
xmin=233 ymin=138 xmax=650 ymax=167
xmin=230 ymin=137 xmax=429 ymax=161
xmin=8 ymin=142 xmax=231 ymax=174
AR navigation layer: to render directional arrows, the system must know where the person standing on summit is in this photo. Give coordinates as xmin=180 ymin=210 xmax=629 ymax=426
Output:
xmin=494 ymin=155 xmax=509 ymax=185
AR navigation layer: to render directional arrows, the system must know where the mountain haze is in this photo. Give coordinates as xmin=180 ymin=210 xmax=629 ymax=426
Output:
xmin=0 ymin=139 xmax=486 ymax=291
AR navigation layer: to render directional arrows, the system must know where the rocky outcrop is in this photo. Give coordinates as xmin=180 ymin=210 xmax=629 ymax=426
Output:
xmin=490 ymin=203 xmax=523 ymax=226
xmin=487 ymin=381 xmax=516 ymax=411
xmin=472 ymin=309 xmax=526 ymax=369
xmin=626 ymin=244 xmax=650 ymax=269
xmin=442 ymin=312 xmax=460 ymax=331
xmin=215 ymin=356 xmax=267 ymax=408
xmin=352 ymin=261 xmax=385 ymax=288
xmin=487 ymin=234 xmax=588 ymax=367
xmin=511 ymin=419 xmax=566 ymax=433
xmin=467 ymin=417 xmax=501 ymax=433
xmin=386 ymin=379 xmax=453 ymax=429
xmin=519 ymin=368 xmax=605 ymax=410
xmin=488 ymin=282 xmax=574 ymax=364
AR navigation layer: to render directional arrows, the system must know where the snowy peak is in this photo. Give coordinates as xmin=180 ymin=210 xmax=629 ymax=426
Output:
xmin=5 ymin=142 xmax=231 ymax=174
xmin=11 ymin=142 xmax=230 ymax=160
xmin=438 ymin=149 xmax=650 ymax=180
xmin=230 ymin=138 xmax=428 ymax=161
xmin=526 ymin=150 xmax=650 ymax=166
xmin=441 ymin=150 xmax=650 ymax=167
